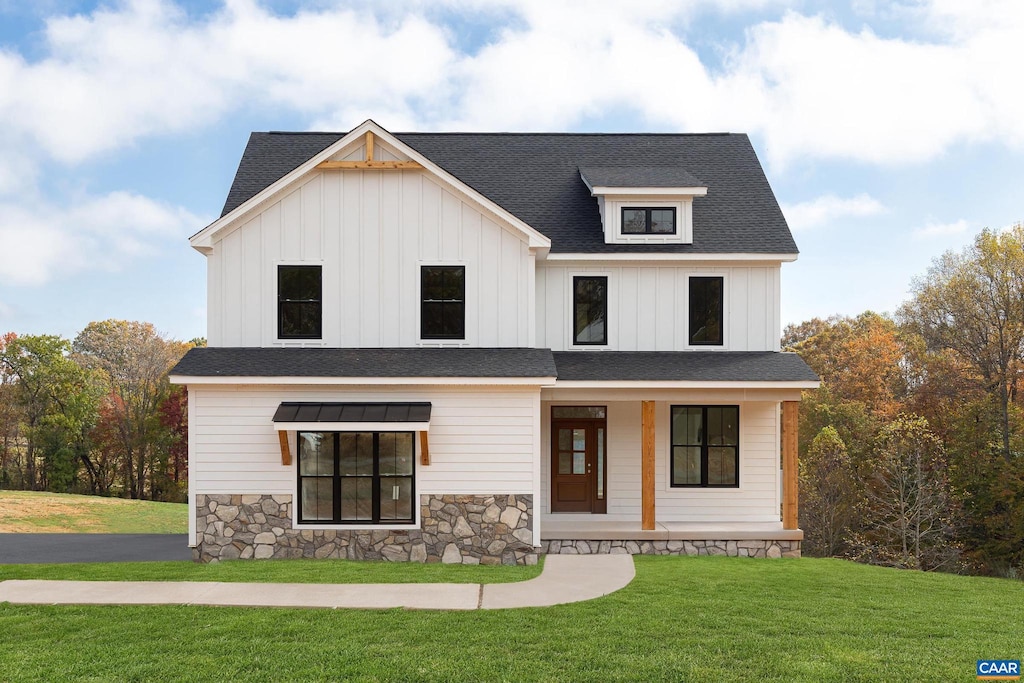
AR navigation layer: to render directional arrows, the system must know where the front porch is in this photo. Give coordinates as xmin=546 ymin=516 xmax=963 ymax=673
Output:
xmin=538 ymin=518 xmax=802 ymax=558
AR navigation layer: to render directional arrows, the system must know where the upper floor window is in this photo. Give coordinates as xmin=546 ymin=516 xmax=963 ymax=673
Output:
xmin=573 ymin=276 xmax=607 ymax=345
xmin=689 ymin=276 xmax=723 ymax=346
xmin=621 ymin=207 xmax=676 ymax=235
xmin=671 ymin=405 xmax=739 ymax=487
xmin=278 ymin=265 xmax=322 ymax=339
xmin=421 ymin=266 xmax=465 ymax=340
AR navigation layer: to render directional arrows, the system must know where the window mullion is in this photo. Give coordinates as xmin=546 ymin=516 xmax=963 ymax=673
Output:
xmin=333 ymin=432 xmax=341 ymax=524
xmin=701 ymin=408 xmax=709 ymax=487
xmin=372 ymin=432 xmax=380 ymax=524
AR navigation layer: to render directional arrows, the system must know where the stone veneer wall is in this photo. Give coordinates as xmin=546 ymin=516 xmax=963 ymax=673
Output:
xmin=194 ymin=493 xmax=537 ymax=565
xmin=542 ymin=539 xmax=801 ymax=558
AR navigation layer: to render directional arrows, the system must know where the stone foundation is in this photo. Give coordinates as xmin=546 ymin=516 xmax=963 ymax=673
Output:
xmin=193 ymin=493 xmax=537 ymax=565
xmin=541 ymin=539 xmax=801 ymax=558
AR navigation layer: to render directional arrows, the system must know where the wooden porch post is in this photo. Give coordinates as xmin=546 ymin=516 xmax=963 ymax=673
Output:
xmin=782 ymin=401 xmax=799 ymax=530
xmin=641 ymin=400 xmax=656 ymax=531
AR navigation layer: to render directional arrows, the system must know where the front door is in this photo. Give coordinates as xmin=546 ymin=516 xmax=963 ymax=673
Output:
xmin=551 ymin=409 xmax=607 ymax=513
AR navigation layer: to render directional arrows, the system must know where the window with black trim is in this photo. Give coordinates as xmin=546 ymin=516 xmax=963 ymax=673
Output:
xmin=421 ymin=266 xmax=465 ymax=339
xmin=671 ymin=406 xmax=739 ymax=487
xmin=297 ymin=431 xmax=415 ymax=524
xmin=689 ymin=276 xmax=723 ymax=345
xmin=621 ymin=207 xmax=676 ymax=234
xmin=278 ymin=265 xmax=322 ymax=339
xmin=573 ymin=276 xmax=607 ymax=345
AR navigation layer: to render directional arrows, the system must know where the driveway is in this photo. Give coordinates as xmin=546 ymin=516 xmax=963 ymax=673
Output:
xmin=0 ymin=534 xmax=191 ymax=564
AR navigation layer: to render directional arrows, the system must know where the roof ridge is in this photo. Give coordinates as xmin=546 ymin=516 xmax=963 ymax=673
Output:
xmin=261 ymin=131 xmax=737 ymax=137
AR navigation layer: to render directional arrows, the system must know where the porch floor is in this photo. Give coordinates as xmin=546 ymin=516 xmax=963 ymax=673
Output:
xmin=540 ymin=518 xmax=803 ymax=542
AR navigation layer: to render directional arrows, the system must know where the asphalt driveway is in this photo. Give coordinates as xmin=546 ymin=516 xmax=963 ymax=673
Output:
xmin=0 ymin=534 xmax=191 ymax=564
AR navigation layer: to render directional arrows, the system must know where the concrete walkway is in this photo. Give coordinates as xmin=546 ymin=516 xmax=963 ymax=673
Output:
xmin=0 ymin=554 xmax=634 ymax=610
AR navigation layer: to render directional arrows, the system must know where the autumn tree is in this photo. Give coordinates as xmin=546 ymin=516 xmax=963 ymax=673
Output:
xmin=800 ymin=426 xmax=862 ymax=557
xmin=72 ymin=320 xmax=189 ymax=499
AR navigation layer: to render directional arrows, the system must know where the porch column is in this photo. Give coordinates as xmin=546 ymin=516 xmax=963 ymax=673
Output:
xmin=782 ymin=401 xmax=799 ymax=530
xmin=642 ymin=400 xmax=656 ymax=531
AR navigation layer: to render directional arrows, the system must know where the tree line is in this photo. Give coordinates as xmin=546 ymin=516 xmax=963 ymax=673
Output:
xmin=790 ymin=224 xmax=1024 ymax=578
xmin=0 ymin=321 xmax=197 ymax=502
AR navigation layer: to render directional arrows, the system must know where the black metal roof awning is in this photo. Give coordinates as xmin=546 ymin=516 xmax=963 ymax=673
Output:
xmin=272 ymin=402 xmax=432 ymax=431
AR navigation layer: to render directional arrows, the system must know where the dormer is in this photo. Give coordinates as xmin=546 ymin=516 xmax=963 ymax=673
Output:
xmin=579 ymin=166 xmax=708 ymax=245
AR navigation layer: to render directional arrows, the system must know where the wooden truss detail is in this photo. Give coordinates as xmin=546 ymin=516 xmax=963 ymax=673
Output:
xmin=316 ymin=131 xmax=423 ymax=170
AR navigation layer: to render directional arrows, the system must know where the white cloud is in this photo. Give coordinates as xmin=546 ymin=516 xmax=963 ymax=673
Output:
xmin=912 ymin=218 xmax=970 ymax=239
xmin=0 ymin=191 xmax=205 ymax=286
xmin=781 ymin=193 xmax=886 ymax=231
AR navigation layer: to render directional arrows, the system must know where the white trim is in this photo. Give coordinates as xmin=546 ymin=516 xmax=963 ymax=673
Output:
xmin=662 ymin=402 xmax=746 ymax=494
xmin=543 ymin=253 xmax=799 ymax=262
xmin=417 ymin=260 xmax=471 ymax=346
xmin=273 ymin=260 xmax=326 ymax=346
xmin=531 ymin=388 xmax=542 ymax=547
xmin=170 ymin=375 xmax=557 ymax=386
xmin=588 ymin=186 xmax=708 ymax=196
xmin=552 ymin=380 xmax=819 ymax=389
xmin=192 ymin=120 xmax=551 ymax=251
xmin=274 ymin=421 xmax=430 ymax=432
xmin=684 ymin=272 xmax=729 ymax=351
xmin=187 ymin=388 xmax=197 ymax=547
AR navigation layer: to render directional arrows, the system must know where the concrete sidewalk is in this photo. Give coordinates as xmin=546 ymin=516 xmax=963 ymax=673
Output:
xmin=0 ymin=554 xmax=634 ymax=610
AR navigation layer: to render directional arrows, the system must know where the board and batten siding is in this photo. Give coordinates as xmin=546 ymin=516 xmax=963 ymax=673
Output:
xmin=189 ymin=385 xmax=541 ymax=498
xmin=541 ymin=401 xmax=781 ymax=523
xmin=535 ymin=264 xmax=782 ymax=351
xmin=207 ymin=170 xmax=535 ymax=348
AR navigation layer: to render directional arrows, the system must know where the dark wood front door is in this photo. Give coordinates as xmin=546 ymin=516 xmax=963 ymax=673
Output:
xmin=551 ymin=415 xmax=607 ymax=513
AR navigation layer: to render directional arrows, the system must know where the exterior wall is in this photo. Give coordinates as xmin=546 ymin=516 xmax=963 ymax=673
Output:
xmin=540 ymin=400 xmax=781 ymax=523
xmin=189 ymin=384 xmax=540 ymax=499
xmin=207 ymin=169 xmax=534 ymax=348
xmin=535 ymin=263 xmax=782 ymax=352
xmin=194 ymin=493 xmax=538 ymax=565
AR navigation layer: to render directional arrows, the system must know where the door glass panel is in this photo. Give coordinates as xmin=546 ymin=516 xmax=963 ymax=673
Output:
xmin=573 ymin=451 xmax=586 ymax=475
xmin=597 ymin=427 xmax=605 ymax=500
xmin=301 ymin=477 xmax=333 ymax=520
xmin=573 ymin=429 xmax=585 ymax=451
xmin=379 ymin=477 xmax=413 ymax=521
xmin=378 ymin=433 xmax=413 ymax=476
xmin=340 ymin=477 xmax=373 ymax=521
xmin=552 ymin=406 xmax=606 ymax=419
xmin=558 ymin=428 xmax=572 ymax=451
xmin=558 ymin=452 xmax=572 ymax=475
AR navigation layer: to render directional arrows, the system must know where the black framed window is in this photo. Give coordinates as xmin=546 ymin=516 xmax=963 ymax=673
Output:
xmin=573 ymin=276 xmax=607 ymax=345
xmin=689 ymin=276 xmax=723 ymax=345
xmin=278 ymin=265 xmax=322 ymax=339
xmin=671 ymin=406 xmax=739 ymax=487
xmin=297 ymin=431 xmax=415 ymax=525
xmin=621 ymin=207 xmax=676 ymax=234
xmin=421 ymin=266 xmax=465 ymax=339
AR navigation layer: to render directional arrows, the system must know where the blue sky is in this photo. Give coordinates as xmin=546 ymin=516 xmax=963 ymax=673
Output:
xmin=0 ymin=0 xmax=1021 ymax=342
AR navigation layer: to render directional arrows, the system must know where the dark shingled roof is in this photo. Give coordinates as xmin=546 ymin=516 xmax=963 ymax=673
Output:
xmin=219 ymin=131 xmax=796 ymax=255
xmin=579 ymin=166 xmax=704 ymax=189
xmin=171 ymin=347 xmax=557 ymax=378
xmin=552 ymin=351 xmax=818 ymax=382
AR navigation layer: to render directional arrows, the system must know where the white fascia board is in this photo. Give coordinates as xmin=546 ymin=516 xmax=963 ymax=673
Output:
xmin=552 ymin=380 xmax=820 ymax=390
xmin=169 ymin=375 xmax=557 ymax=386
xmin=274 ymin=421 xmax=430 ymax=432
xmin=543 ymin=252 xmax=799 ymax=263
xmin=589 ymin=186 xmax=708 ymax=197
xmin=191 ymin=119 xmax=551 ymax=251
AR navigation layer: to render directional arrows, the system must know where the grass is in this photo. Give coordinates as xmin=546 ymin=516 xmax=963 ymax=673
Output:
xmin=0 ymin=557 xmax=543 ymax=584
xmin=2 ymin=556 xmax=1022 ymax=681
xmin=0 ymin=490 xmax=187 ymax=534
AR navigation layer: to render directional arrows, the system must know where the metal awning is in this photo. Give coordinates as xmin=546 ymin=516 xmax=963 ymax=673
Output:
xmin=272 ymin=402 xmax=432 ymax=432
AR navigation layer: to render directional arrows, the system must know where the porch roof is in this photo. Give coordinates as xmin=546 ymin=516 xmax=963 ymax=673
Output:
xmin=552 ymin=351 xmax=818 ymax=383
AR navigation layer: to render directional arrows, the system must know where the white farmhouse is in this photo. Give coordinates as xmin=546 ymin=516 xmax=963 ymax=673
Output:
xmin=170 ymin=120 xmax=819 ymax=564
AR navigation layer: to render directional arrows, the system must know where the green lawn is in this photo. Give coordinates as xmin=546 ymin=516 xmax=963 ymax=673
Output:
xmin=0 ymin=490 xmax=187 ymax=533
xmin=2 ymin=556 xmax=1022 ymax=681
xmin=0 ymin=557 xmax=542 ymax=584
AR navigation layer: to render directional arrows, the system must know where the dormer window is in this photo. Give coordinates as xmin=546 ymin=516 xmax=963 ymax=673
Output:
xmin=579 ymin=166 xmax=707 ymax=246
xmin=622 ymin=208 xmax=676 ymax=235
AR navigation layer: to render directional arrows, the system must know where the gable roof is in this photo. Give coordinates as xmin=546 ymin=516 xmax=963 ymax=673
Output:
xmin=219 ymin=130 xmax=797 ymax=255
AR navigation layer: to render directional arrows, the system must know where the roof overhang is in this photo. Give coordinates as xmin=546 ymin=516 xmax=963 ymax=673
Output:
xmin=551 ymin=380 xmax=819 ymax=390
xmin=190 ymin=119 xmax=552 ymax=253
xmin=170 ymin=375 xmax=556 ymax=386
xmin=587 ymin=185 xmax=708 ymax=197
xmin=542 ymin=252 xmax=799 ymax=263
xmin=272 ymin=401 xmax=432 ymax=432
